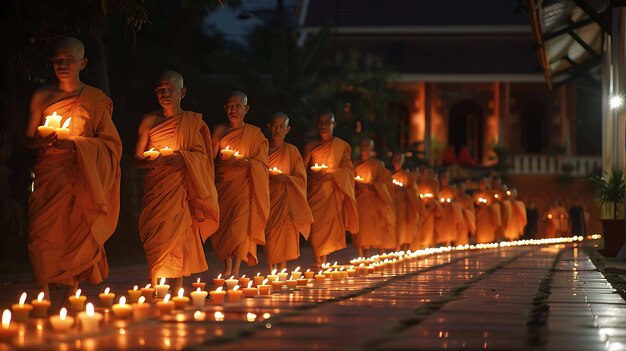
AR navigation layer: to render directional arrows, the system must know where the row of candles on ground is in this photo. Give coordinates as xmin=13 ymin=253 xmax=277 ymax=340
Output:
xmin=0 ymin=234 xmax=600 ymax=343
xmin=37 ymin=112 xmax=71 ymax=139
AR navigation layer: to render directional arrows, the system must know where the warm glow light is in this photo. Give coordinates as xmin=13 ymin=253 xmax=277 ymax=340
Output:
xmin=280 ymin=268 xmax=287 ymax=273
xmin=178 ymin=288 xmax=184 ymax=298
xmin=163 ymin=294 xmax=171 ymax=303
xmin=59 ymin=308 xmax=67 ymax=320
xmin=138 ymin=296 xmax=146 ymax=304
xmin=256 ymin=272 xmax=261 ymax=276
xmin=271 ymin=269 xmax=277 ymax=275
xmin=159 ymin=278 xmax=166 ymax=285
xmin=18 ymin=292 xmax=27 ymax=306
xmin=241 ymin=275 xmax=246 ymax=278
xmin=262 ymin=279 xmax=269 ymax=285
xmin=610 ymin=95 xmax=624 ymax=109
xmin=37 ymin=292 xmax=44 ymax=302
xmin=61 ymin=117 xmax=71 ymax=129
xmin=2 ymin=310 xmax=11 ymax=329
xmin=75 ymin=289 xmax=82 ymax=299
xmin=196 ymin=278 xmax=201 ymax=284
xmin=246 ymin=313 xmax=257 ymax=322
xmin=214 ymin=311 xmax=224 ymax=321
xmin=215 ymin=287 xmax=223 ymax=292
xmin=104 ymin=287 xmax=110 ymax=295
xmin=119 ymin=296 xmax=126 ymax=305
xmin=86 ymin=303 xmax=95 ymax=317
xmin=233 ymin=285 xmax=240 ymax=291
xmin=133 ymin=285 xmax=138 ymax=291
xmin=217 ymin=274 xmax=222 ymax=279
xmin=145 ymin=284 xmax=151 ymax=289
xmin=247 ymin=281 xmax=253 ymax=288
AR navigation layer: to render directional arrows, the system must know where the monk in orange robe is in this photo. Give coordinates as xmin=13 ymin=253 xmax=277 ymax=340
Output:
xmin=473 ymin=178 xmax=502 ymax=243
xmin=391 ymin=153 xmax=420 ymax=251
xmin=505 ymin=188 xmax=527 ymax=240
xmin=265 ymin=113 xmax=313 ymax=271
xmin=304 ymin=111 xmax=358 ymax=266
xmin=353 ymin=137 xmax=395 ymax=257
xmin=211 ymin=91 xmax=269 ymax=277
xmin=490 ymin=176 xmax=512 ymax=241
xmin=135 ymin=71 xmax=219 ymax=291
xmin=456 ymin=181 xmax=476 ymax=245
xmin=543 ymin=202 xmax=569 ymax=238
xmin=24 ymin=37 xmax=122 ymax=299
xmin=435 ymin=171 xmax=465 ymax=246
xmin=417 ymin=167 xmax=442 ymax=249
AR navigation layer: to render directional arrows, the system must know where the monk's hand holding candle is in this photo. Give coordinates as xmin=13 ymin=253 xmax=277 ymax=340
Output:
xmin=33 ymin=130 xmax=57 ymax=149
xmin=161 ymin=152 xmax=184 ymax=167
xmin=53 ymin=138 xmax=76 ymax=151
xmin=270 ymin=173 xmax=290 ymax=183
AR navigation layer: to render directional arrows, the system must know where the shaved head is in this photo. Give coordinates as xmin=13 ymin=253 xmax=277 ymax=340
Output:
xmin=157 ymin=70 xmax=184 ymax=88
xmin=270 ymin=112 xmax=289 ymax=125
xmin=228 ymin=90 xmax=248 ymax=105
xmin=53 ymin=36 xmax=85 ymax=58
xmin=316 ymin=110 xmax=335 ymax=122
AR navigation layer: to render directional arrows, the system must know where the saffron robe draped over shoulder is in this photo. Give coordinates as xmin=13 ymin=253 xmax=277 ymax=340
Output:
xmin=212 ymin=124 xmax=269 ymax=265
xmin=457 ymin=192 xmax=476 ymax=245
xmin=392 ymin=170 xmax=420 ymax=248
xmin=265 ymin=143 xmax=313 ymax=265
xmin=139 ymin=111 xmax=219 ymax=279
xmin=28 ymin=85 xmax=122 ymax=286
xmin=353 ymin=159 xmax=395 ymax=250
xmin=505 ymin=200 xmax=527 ymax=240
xmin=473 ymin=191 xmax=502 ymax=243
xmin=307 ymin=137 xmax=358 ymax=257
xmin=435 ymin=186 xmax=465 ymax=245
xmin=416 ymin=181 xmax=442 ymax=250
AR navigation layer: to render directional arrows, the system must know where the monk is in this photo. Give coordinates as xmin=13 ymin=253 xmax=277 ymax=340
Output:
xmin=490 ymin=176 xmax=512 ymax=241
xmin=391 ymin=152 xmax=420 ymax=251
xmin=435 ymin=171 xmax=465 ymax=246
xmin=456 ymin=181 xmax=476 ymax=245
xmin=473 ymin=178 xmax=501 ymax=243
xmin=24 ymin=37 xmax=122 ymax=300
xmin=352 ymin=137 xmax=395 ymax=257
xmin=211 ymin=91 xmax=269 ymax=277
xmin=417 ymin=167 xmax=442 ymax=249
xmin=265 ymin=113 xmax=313 ymax=271
xmin=543 ymin=201 xmax=569 ymax=238
xmin=504 ymin=188 xmax=527 ymax=240
xmin=135 ymin=71 xmax=219 ymax=291
xmin=304 ymin=111 xmax=358 ymax=266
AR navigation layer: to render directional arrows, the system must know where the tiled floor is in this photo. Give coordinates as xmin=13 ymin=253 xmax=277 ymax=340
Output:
xmin=0 ymin=239 xmax=624 ymax=350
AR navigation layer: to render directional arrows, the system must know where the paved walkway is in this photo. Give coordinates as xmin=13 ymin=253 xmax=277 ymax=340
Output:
xmin=1 ymin=240 xmax=625 ymax=350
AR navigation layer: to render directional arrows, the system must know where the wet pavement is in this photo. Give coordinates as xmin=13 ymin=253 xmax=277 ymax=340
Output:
xmin=0 ymin=238 xmax=625 ymax=350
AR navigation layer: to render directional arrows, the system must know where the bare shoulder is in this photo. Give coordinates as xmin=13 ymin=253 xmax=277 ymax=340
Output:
xmin=30 ymin=85 xmax=55 ymax=107
xmin=303 ymin=139 xmax=321 ymax=153
xmin=212 ymin=123 xmax=229 ymax=139
xmin=138 ymin=112 xmax=160 ymax=131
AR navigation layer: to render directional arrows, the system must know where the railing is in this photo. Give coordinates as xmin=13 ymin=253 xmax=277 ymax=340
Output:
xmin=508 ymin=154 xmax=601 ymax=176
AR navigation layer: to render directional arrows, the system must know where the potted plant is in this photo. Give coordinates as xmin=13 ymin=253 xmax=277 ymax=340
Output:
xmin=589 ymin=168 xmax=625 ymax=256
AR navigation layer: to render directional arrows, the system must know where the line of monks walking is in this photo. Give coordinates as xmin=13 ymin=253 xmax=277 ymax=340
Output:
xmin=23 ymin=37 xmax=527 ymax=304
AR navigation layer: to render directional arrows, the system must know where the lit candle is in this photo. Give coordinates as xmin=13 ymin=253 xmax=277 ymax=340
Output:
xmin=155 ymin=294 xmax=175 ymax=315
xmin=209 ymin=287 xmax=226 ymax=305
xmin=220 ymin=146 xmax=235 ymax=160
xmin=290 ymin=267 xmax=302 ymax=280
xmin=77 ymin=303 xmax=102 ymax=333
xmin=330 ymin=269 xmax=341 ymax=281
xmin=238 ymin=275 xmax=251 ymax=288
xmin=190 ymin=288 xmax=208 ymax=308
xmin=286 ymin=276 xmax=298 ymax=290
xmin=314 ymin=270 xmax=326 ymax=282
xmin=45 ymin=112 xmax=62 ymax=128
xmin=191 ymin=278 xmax=206 ymax=291
xmin=214 ymin=311 xmax=225 ymax=322
xmin=297 ymin=276 xmax=308 ymax=286
xmin=347 ymin=267 xmax=357 ymax=277
xmin=37 ymin=118 xmax=55 ymax=138
xmin=392 ymin=179 xmax=404 ymax=187
xmin=253 ymin=273 xmax=265 ymax=287
xmin=213 ymin=274 xmax=225 ymax=288
xmin=55 ymin=117 xmax=71 ymax=140
xmin=141 ymin=284 xmax=155 ymax=303
xmin=354 ymin=175 xmax=365 ymax=183
xmin=155 ymin=278 xmax=170 ymax=299
xmin=226 ymin=285 xmax=243 ymax=303
xmin=98 ymin=287 xmax=115 ymax=308
xmin=233 ymin=151 xmax=244 ymax=160
xmin=266 ymin=269 xmax=278 ymax=283
xmin=339 ymin=267 xmax=349 ymax=279
xmin=111 ymin=296 xmax=132 ymax=319
xmin=303 ymin=269 xmax=315 ymax=280
xmin=11 ymin=293 xmax=32 ymax=322
xmin=128 ymin=285 xmax=142 ymax=304
xmin=277 ymin=268 xmax=289 ymax=282
xmin=310 ymin=163 xmax=328 ymax=172
xmin=242 ymin=281 xmax=258 ymax=297
xmin=270 ymin=278 xmax=284 ymax=293
xmin=159 ymin=146 xmax=174 ymax=157
xmin=357 ymin=264 xmax=368 ymax=276
xmin=0 ymin=310 xmax=17 ymax=342
xmin=143 ymin=148 xmax=160 ymax=161
xmin=225 ymin=276 xmax=238 ymax=290
xmin=257 ymin=279 xmax=271 ymax=295
xmin=171 ymin=288 xmax=189 ymax=310
xmin=269 ymin=166 xmax=283 ymax=175
xmin=31 ymin=292 xmax=50 ymax=318
xmin=131 ymin=296 xmax=150 ymax=322
xmin=49 ymin=308 xmax=74 ymax=332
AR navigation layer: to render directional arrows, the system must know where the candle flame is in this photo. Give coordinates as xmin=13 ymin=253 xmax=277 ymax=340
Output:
xmin=289 ymin=275 xmax=294 ymax=280
xmin=138 ymin=296 xmax=146 ymax=304
xmin=119 ymin=296 xmax=126 ymax=305
xmin=86 ymin=303 xmax=95 ymax=317
xmin=233 ymin=285 xmax=240 ymax=291
xmin=75 ymin=289 xmax=81 ymax=299
xmin=294 ymin=267 xmax=301 ymax=272
xmin=145 ymin=284 xmax=151 ymax=289
xmin=2 ymin=310 xmax=10 ymax=329
xmin=215 ymin=287 xmax=223 ymax=292
xmin=306 ymin=269 xmax=311 ymax=272
xmin=318 ymin=270 xmax=323 ymax=275
xmin=196 ymin=288 xmax=201 ymax=293
xmin=280 ymin=268 xmax=287 ymax=273
xmin=233 ymin=151 xmax=240 ymax=157
xmin=104 ymin=287 xmax=110 ymax=294
xmin=247 ymin=281 xmax=253 ymax=288
xmin=271 ymin=269 xmax=277 ymax=275
xmin=60 ymin=308 xmax=67 ymax=320
xmin=178 ymin=288 xmax=184 ymax=298
xmin=163 ymin=294 xmax=171 ymax=303
xmin=256 ymin=272 xmax=260 ymax=276
xmin=37 ymin=292 xmax=45 ymax=302
xmin=217 ymin=274 xmax=222 ymax=279
xmin=241 ymin=275 xmax=246 ymax=278
xmin=197 ymin=278 xmax=201 ymax=283
xmin=159 ymin=277 xmax=166 ymax=285
xmin=18 ymin=292 xmax=27 ymax=306
xmin=163 ymin=146 xmax=171 ymax=150
xmin=229 ymin=276 xmax=234 ymax=280
xmin=262 ymin=279 xmax=269 ymax=285
xmin=43 ymin=118 xmax=50 ymax=127
xmin=149 ymin=148 xmax=156 ymax=152
xmin=133 ymin=285 xmax=138 ymax=291
xmin=214 ymin=311 xmax=224 ymax=321
xmin=61 ymin=117 xmax=71 ymax=129
xmin=224 ymin=146 xmax=231 ymax=151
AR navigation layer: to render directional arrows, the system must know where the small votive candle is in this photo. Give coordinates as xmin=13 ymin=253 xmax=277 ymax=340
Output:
xmin=98 ymin=287 xmax=115 ymax=308
xmin=171 ymin=288 xmax=190 ymax=310
xmin=225 ymin=276 xmax=238 ymax=290
xmin=238 ymin=275 xmax=251 ymax=287
xmin=55 ymin=118 xmax=71 ymax=140
xmin=286 ymin=278 xmax=298 ymax=290
xmin=0 ymin=310 xmax=18 ymax=343
xmin=37 ymin=121 xmax=55 ymax=138
xmin=191 ymin=278 xmax=206 ymax=291
xmin=11 ymin=293 xmax=32 ymax=323
xmin=159 ymin=146 xmax=174 ymax=156
xmin=290 ymin=267 xmax=302 ymax=280
xmin=213 ymin=274 xmax=225 ymax=288
xmin=314 ymin=271 xmax=326 ymax=282
xmin=190 ymin=288 xmax=208 ymax=308
xmin=226 ymin=286 xmax=243 ymax=303
xmin=111 ymin=296 xmax=132 ymax=319
xmin=143 ymin=148 xmax=160 ymax=160
xmin=277 ymin=268 xmax=289 ymax=281
xmin=297 ymin=277 xmax=309 ymax=286
xmin=209 ymin=287 xmax=226 ymax=305
xmin=304 ymin=270 xmax=315 ymax=280
xmin=220 ymin=146 xmax=234 ymax=160
xmin=128 ymin=285 xmax=142 ymax=304
xmin=347 ymin=267 xmax=357 ymax=277
xmin=31 ymin=292 xmax=51 ymax=318
xmin=155 ymin=278 xmax=170 ymax=299
xmin=49 ymin=308 xmax=74 ymax=332
xmin=242 ymin=282 xmax=258 ymax=297
xmin=131 ymin=296 xmax=150 ymax=322
xmin=77 ymin=303 xmax=102 ymax=333
xmin=266 ymin=269 xmax=278 ymax=283
xmin=257 ymin=279 xmax=271 ymax=295
xmin=141 ymin=284 xmax=155 ymax=303
xmin=270 ymin=280 xmax=284 ymax=293
xmin=156 ymin=294 xmax=175 ymax=315
xmin=69 ymin=289 xmax=87 ymax=312
xmin=253 ymin=273 xmax=265 ymax=287
xmin=234 ymin=151 xmax=244 ymax=159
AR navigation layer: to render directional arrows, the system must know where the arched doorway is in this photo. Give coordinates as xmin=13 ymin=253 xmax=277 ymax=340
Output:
xmin=521 ymin=100 xmax=546 ymax=153
xmin=448 ymin=100 xmax=483 ymax=163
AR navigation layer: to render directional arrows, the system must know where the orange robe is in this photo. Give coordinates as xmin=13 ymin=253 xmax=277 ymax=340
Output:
xmin=392 ymin=170 xmax=420 ymax=249
xmin=379 ymin=168 xmax=397 ymax=250
xmin=544 ymin=206 xmax=569 ymax=238
xmin=474 ymin=191 xmax=501 ymax=243
xmin=28 ymin=85 xmax=122 ymax=286
xmin=457 ymin=192 xmax=476 ymax=245
xmin=492 ymin=188 xmax=512 ymax=241
xmin=505 ymin=200 xmax=527 ymax=240
xmin=416 ymin=181 xmax=442 ymax=249
xmin=265 ymin=143 xmax=313 ymax=265
xmin=353 ymin=159 xmax=395 ymax=250
xmin=212 ymin=125 xmax=269 ymax=265
xmin=139 ymin=112 xmax=219 ymax=279
xmin=435 ymin=186 xmax=465 ymax=245
xmin=307 ymin=138 xmax=358 ymax=257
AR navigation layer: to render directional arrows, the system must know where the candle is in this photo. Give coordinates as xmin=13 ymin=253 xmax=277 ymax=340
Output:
xmin=214 ymin=311 xmax=225 ymax=322
xmin=269 ymin=166 xmax=283 ymax=175
xmin=270 ymin=279 xmax=284 ymax=293
xmin=111 ymin=296 xmax=132 ymax=319
xmin=253 ymin=273 xmax=265 ymax=287
xmin=98 ymin=287 xmax=115 ymax=308
xmin=190 ymin=288 xmax=208 ymax=308
xmin=155 ymin=278 xmax=170 ymax=299
xmin=238 ymin=275 xmax=251 ymax=287
xmin=128 ymin=285 xmax=142 ymax=304
xmin=339 ymin=267 xmax=349 ymax=279
xmin=49 ymin=308 xmax=74 ymax=332
xmin=156 ymin=294 xmax=175 ymax=315
xmin=420 ymin=193 xmax=433 ymax=199
xmin=11 ymin=293 xmax=32 ymax=322
xmin=37 ymin=118 xmax=55 ymax=138
xmin=257 ymin=279 xmax=271 ymax=295
xmin=209 ymin=287 xmax=226 ymax=305
xmin=171 ymin=288 xmax=190 ymax=310
xmin=330 ymin=270 xmax=341 ymax=281
xmin=226 ymin=286 xmax=243 ymax=303
xmin=354 ymin=175 xmax=365 ymax=183
xmin=55 ymin=117 xmax=71 ymax=140
xmin=357 ymin=264 xmax=369 ymax=276
xmin=266 ymin=269 xmax=278 ymax=283
xmin=310 ymin=163 xmax=328 ymax=172
xmin=143 ymin=148 xmax=160 ymax=161
xmin=131 ymin=296 xmax=150 ymax=322
xmin=191 ymin=278 xmax=206 ymax=291
xmin=0 ymin=310 xmax=17 ymax=343
xmin=277 ymin=268 xmax=289 ymax=282
xmin=234 ymin=151 xmax=244 ymax=160
xmin=297 ymin=277 xmax=309 ymax=286
xmin=159 ymin=146 xmax=174 ymax=157
xmin=220 ymin=146 xmax=235 ymax=160
xmin=141 ymin=284 xmax=155 ymax=303
xmin=242 ymin=281 xmax=258 ymax=297
xmin=45 ymin=112 xmax=62 ymax=128
xmin=286 ymin=278 xmax=298 ymax=290
xmin=303 ymin=269 xmax=315 ymax=280
xmin=290 ymin=267 xmax=302 ymax=280
xmin=314 ymin=271 xmax=326 ymax=282
xmin=347 ymin=267 xmax=357 ymax=277
xmin=213 ymin=274 xmax=225 ymax=288
xmin=77 ymin=303 xmax=102 ymax=333
xmin=225 ymin=276 xmax=238 ymax=290
xmin=31 ymin=292 xmax=50 ymax=318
